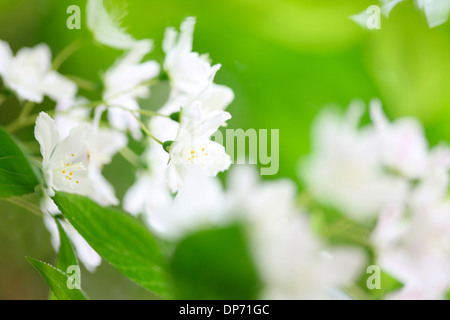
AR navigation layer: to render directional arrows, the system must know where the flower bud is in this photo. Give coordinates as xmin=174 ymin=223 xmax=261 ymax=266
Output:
xmin=163 ymin=140 xmax=174 ymax=153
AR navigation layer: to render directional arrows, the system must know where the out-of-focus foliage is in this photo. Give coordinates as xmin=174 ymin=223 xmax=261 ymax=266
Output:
xmin=171 ymin=225 xmax=261 ymax=300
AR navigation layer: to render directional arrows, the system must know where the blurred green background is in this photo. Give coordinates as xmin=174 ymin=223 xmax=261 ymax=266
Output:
xmin=1 ymin=0 xmax=450 ymax=299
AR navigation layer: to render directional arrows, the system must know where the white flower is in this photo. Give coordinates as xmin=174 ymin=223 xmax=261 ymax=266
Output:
xmin=0 ymin=41 xmax=76 ymax=103
xmin=163 ymin=17 xmax=221 ymax=96
xmin=124 ymin=82 xmax=234 ymax=225
xmin=103 ymin=42 xmax=160 ymax=140
xmin=416 ymin=0 xmax=450 ymax=27
xmin=147 ymin=170 xmax=227 ymax=239
xmin=301 ymin=102 xmax=408 ymax=221
xmin=125 ymin=149 xmax=228 ymax=239
xmin=54 ymin=97 xmax=91 ymax=138
xmin=35 ymin=112 xmax=93 ymax=197
xmin=85 ymin=127 xmax=128 ymax=206
xmin=35 ymin=112 xmax=126 ymax=205
xmin=370 ymin=100 xmax=429 ymax=179
xmin=372 ymin=202 xmax=450 ymax=300
xmin=167 ymin=104 xmax=231 ymax=191
xmin=123 ymin=144 xmax=171 ymax=217
xmin=372 ymin=145 xmax=450 ymax=299
xmin=86 ymin=0 xmax=145 ymax=50
xmin=228 ymin=166 xmax=366 ymax=299
xmin=41 ymin=196 xmax=101 ymax=272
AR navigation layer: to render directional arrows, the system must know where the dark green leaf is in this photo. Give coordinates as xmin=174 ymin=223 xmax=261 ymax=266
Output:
xmin=52 ymin=192 xmax=172 ymax=298
xmin=0 ymin=128 xmax=40 ymax=197
xmin=48 ymin=218 xmax=79 ymax=300
xmin=26 ymin=257 xmax=87 ymax=300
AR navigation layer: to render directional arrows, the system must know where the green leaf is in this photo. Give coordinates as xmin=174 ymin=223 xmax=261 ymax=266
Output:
xmin=0 ymin=128 xmax=40 ymax=197
xmin=48 ymin=218 xmax=79 ymax=300
xmin=355 ymin=265 xmax=404 ymax=300
xmin=171 ymin=225 xmax=261 ymax=300
xmin=52 ymin=192 xmax=172 ymax=298
xmin=26 ymin=257 xmax=87 ymax=300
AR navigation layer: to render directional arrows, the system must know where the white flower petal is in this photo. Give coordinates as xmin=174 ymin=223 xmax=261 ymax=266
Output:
xmin=34 ymin=112 xmax=59 ymax=163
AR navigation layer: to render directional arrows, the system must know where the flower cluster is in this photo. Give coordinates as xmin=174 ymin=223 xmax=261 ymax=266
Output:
xmin=2 ymin=0 xmax=449 ymax=300
xmin=303 ymin=99 xmax=450 ymax=299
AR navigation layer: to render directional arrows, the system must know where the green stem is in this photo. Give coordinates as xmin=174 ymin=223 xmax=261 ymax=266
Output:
xmin=107 ymin=104 xmax=169 ymax=118
xmin=3 ymin=197 xmax=43 ymax=217
xmin=5 ymin=101 xmax=36 ymax=133
xmin=52 ymin=38 xmax=85 ymax=70
xmin=119 ymin=147 xmax=142 ymax=168
xmin=66 ymin=75 xmax=99 ymax=92
xmin=21 ymin=101 xmax=35 ymax=119
xmin=134 ymin=115 xmax=163 ymax=145
xmin=107 ymin=78 xmax=159 ymax=101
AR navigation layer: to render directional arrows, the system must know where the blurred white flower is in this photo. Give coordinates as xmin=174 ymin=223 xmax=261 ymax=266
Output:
xmin=123 ymin=144 xmax=172 ymax=218
xmin=419 ymin=0 xmax=450 ymax=27
xmin=372 ymin=145 xmax=450 ymax=299
xmin=41 ymin=196 xmax=101 ymax=272
xmin=103 ymin=42 xmax=160 ymax=140
xmin=355 ymin=0 xmax=450 ymax=28
xmin=163 ymin=17 xmax=221 ymax=96
xmin=301 ymin=102 xmax=408 ymax=221
xmin=86 ymin=0 xmax=147 ymax=50
xmin=147 ymin=170 xmax=228 ymax=239
xmin=370 ymin=100 xmax=429 ymax=179
xmin=228 ymin=166 xmax=366 ymax=299
xmin=0 ymin=41 xmax=76 ymax=103
xmin=167 ymin=104 xmax=231 ymax=191
xmin=54 ymin=97 xmax=91 ymax=139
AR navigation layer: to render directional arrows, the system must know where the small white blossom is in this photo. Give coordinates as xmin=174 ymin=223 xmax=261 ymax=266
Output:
xmin=86 ymin=0 xmax=144 ymax=50
xmin=370 ymin=100 xmax=429 ymax=179
xmin=163 ymin=17 xmax=221 ymax=96
xmin=228 ymin=166 xmax=366 ymax=299
xmin=123 ymin=144 xmax=172 ymax=217
xmin=103 ymin=42 xmax=160 ymax=140
xmin=167 ymin=104 xmax=231 ymax=191
xmin=416 ymin=0 xmax=450 ymax=27
xmin=147 ymin=170 xmax=227 ymax=239
xmin=35 ymin=112 xmax=93 ymax=197
xmin=372 ymin=146 xmax=450 ymax=299
xmin=35 ymin=112 xmax=126 ymax=205
xmin=0 ymin=41 xmax=76 ymax=103
xmin=302 ymin=102 xmax=408 ymax=221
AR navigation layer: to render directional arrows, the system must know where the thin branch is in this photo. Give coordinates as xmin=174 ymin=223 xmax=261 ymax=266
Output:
xmin=2 ymin=197 xmax=43 ymax=217
xmin=52 ymin=38 xmax=85 ymax=70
